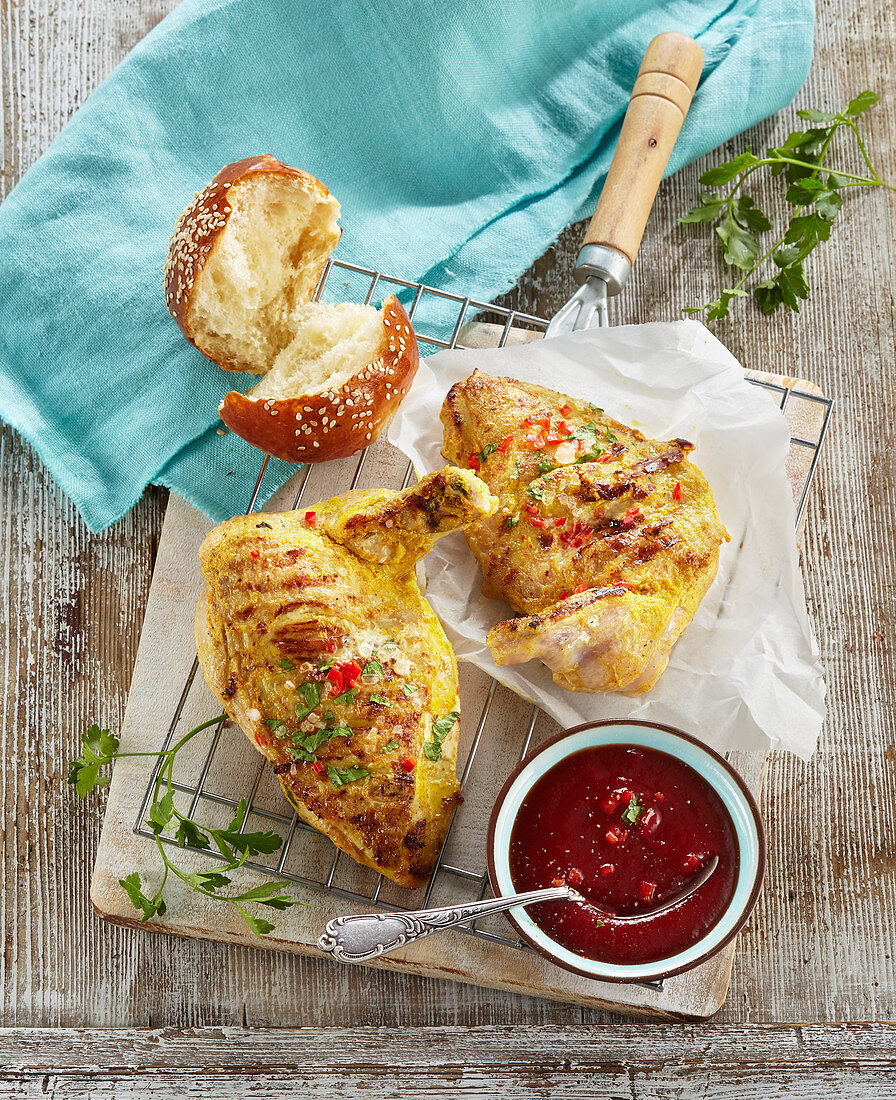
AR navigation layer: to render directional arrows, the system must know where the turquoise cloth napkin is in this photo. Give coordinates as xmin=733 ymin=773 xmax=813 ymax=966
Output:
xmin=0 ymin=0 xmax=813 ymax=531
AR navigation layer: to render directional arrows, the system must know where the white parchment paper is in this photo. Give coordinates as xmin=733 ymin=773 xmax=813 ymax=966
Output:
xmin=388 ymin=320 xmax=825 ymax=759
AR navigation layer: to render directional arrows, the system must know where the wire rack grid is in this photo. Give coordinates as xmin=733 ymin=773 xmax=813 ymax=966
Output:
xmin=133 ymin=257 xmax=833 ymax=960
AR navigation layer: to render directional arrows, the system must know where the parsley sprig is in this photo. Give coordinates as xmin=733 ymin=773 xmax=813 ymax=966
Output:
xmin=681 ymin=91 xmax=895 ymax=319
xmin=68 ymin=716 xmax=304 ymax=935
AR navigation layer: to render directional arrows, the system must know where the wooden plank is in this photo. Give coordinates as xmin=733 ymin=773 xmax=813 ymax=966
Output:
xmin=0 ymin=0 xmax=894 ymax=1031
xmin=0 ymin=1024 xmax=895 ymax=1098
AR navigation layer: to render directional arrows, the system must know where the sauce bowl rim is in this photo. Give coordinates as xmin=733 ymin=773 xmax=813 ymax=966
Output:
xmin=486 ymin=718 xmax=766 ymax=985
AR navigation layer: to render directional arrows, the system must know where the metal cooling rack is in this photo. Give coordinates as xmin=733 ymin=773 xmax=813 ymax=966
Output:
xmin=134 ymin=258 xmax=834 ymax=963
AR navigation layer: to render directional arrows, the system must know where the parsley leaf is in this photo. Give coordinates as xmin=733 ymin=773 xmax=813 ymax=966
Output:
xmin=242 ymin=914 xmax=276 ymax=936
xmin=603 ymin=426 xmax=617 ymax=443
xmin=621 ymin=795 xmax=643 ymax=826
xmin=362 ymin=658 xmax=383 ymax=680
xmin=476 ymin=442 xmax=498 ymax=464
xmin=279 ymin=658 xmax=295 ymax=671
xmin=299 ymin=682 xmax=322 ymax=710
xmin=401 ymin=683 xmax=419 ymax=697
xmin=382 ymin=739 xmax=399 ymax=753
xmin=699 ymin=148 xmax=762 ymax=185
xmin=527 ymin=484 xmax=546 ymax=502
xmin=369 ymin=693 xmax=393 ymax=707
xmin=175 ymin=818 xmax=211 ymax=851
xmin=503 ymin=514 xmax=520 ymax=530
xmin=119 ymin=872 xmax=166 ymax=922
xmin=332 ymin=688 xmax=359 ymax=706
xmin=424 ymin=711 xmax=460 ymax=761
xmin=67 ymin=723 xmax=120 ymax=797
xmin=537 ymin=458 xmax=553 ymax=474
xmin=680 ymin=192 xmax=726 ymax=223
xmin=292 ymin=725 xmax=351 ymax=757
xmin=847 ymin=90 xmax=880 ymax=116
xmin=327 ymin=764 xmax=371 ymax=787
xmin=432 ymin=712 xmax=460 ymax=738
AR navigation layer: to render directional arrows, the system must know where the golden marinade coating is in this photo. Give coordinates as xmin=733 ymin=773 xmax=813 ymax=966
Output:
xmin=195 ymin=468 xmax=496 ymax=887
xmin=441 ymin=371 xmax=728 ymax=695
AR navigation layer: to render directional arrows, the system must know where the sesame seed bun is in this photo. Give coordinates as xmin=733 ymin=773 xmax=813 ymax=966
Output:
xmin=164 ymin=155 xmax=419 ymax=462
xmin=218 ymin=295 xmax=418 ymax=462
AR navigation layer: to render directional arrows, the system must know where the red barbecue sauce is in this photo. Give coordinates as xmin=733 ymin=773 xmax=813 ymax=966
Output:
xmin=508 ymin=744 xmax=739 ymax=965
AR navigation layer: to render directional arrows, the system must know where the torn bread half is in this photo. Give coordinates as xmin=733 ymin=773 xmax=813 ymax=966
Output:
xmin=165 ymin=154 xmax=419 ymax=462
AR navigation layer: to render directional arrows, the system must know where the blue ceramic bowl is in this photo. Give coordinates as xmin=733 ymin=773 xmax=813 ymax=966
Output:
xmin=487 ymin=719 xmax=766 ymax=984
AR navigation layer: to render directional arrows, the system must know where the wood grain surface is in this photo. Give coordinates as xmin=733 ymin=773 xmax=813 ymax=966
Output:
xmin=1 ymin=1023 xmax=896 ymax=1098
xmin=1 ymin=0 xmax=895 ymax=1084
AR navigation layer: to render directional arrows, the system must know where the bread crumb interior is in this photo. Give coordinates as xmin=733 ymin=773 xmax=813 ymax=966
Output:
xmin=249 ymin=302 xmax=386 ymax=399
xmin=188 ymin=174 xmax=355 ymax=372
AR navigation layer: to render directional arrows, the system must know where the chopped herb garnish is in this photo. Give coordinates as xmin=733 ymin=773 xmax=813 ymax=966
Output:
xmin=382 ymin=739 xmax=399 ymax=753
xmin=327 ymin=764 xmax=371 ymax=787
xmin=401 ymin=683 xmax=419 ymax=697
xmin=604 ymin=426 xmax=618 ymax=443
xmin=294 ymin=726 xmax=352 ymax=755
xmin=566 ymin=423 xmax=598 ymax=445
xmin=503 ymin=514 xmax=520 ymax=530
xmin=527 ymin=484 xmax=546 ymax=502
xmin=287 ymin=742 xmax=316 ymax=762
xmin=299 ymin=682 xmax=322 ymax=710
xmin=476 ymin=442 xmax=498 ymax=464
xmin=621 ymin=794 xmax=643 ymax=826
xmin=295 ymin=704 xmax=312 ymax=722
xmin=264 ymin=718 xmax=285 ymax=732
xmin=279 ymin=658 xmax=295 ymax=671
xmin=318 ymin=655 xmax=335 ymax=672
xmin=369 ymin=693 xmax=393 ymax=707
xmin=432 ymin=712 xmax=460 ymax=738
xmin=424 ymin=710 xmax=460 ymax=761
xmin=333 ymin=688 xmax=359 ymax=706
xmin=537 ymin=458 xmax=553 ymax=474
xmin=256 ymin=522 xmax=273 ymax=529
xmin=362 ymin=658 xmax=383 ymax=680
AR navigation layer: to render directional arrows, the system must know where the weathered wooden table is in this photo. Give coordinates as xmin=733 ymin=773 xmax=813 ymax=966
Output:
xmin=1 ymin=0 xmax=895 ymax=1094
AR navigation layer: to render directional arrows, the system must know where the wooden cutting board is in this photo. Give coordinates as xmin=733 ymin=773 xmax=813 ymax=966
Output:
xmin=91 ymin=329 xmax=830 ymax=1020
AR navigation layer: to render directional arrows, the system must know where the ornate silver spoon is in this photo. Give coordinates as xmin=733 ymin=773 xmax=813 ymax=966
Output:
xmin=317 ymin=856 xmax=718 ymax=964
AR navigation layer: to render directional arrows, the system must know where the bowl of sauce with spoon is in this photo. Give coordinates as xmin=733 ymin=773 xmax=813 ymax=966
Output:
xmin=487 ymin=720 xmax=765 ymax=983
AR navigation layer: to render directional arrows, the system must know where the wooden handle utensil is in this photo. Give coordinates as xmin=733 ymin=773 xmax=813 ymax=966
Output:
xmin=584 ymin=32 xmax=703 ymax=266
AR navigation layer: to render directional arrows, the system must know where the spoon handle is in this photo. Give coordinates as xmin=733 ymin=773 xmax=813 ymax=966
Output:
xmin=318 ymin=886 xmax=577 ymax=963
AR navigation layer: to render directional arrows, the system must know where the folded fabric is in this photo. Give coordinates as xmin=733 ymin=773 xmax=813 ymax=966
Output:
xmin=0 ymin=0 xmax=814 ymax=531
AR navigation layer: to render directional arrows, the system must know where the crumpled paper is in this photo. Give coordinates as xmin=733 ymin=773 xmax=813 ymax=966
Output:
xmin=388 ymin=319 xmax=825 ymax=759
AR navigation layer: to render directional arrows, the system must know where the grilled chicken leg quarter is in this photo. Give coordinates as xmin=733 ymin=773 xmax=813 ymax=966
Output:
xmin=196 ymin=468 xmax=497 ymax=888
xmin=441 ymin=371 xmax=729 ymax=695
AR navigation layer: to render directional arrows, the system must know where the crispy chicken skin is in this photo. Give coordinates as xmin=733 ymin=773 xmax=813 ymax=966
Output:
xmin=440 ymin=371 xmax=728 ymax=695
xmin=196 ymin=468 xmax=497 ymax=887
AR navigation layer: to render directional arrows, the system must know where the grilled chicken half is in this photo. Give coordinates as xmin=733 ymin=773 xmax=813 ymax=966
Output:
xmin=441 ymin=371 xmax=728 ymax=695
xmin=196 ymin=468 xmax=497 ymax=888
